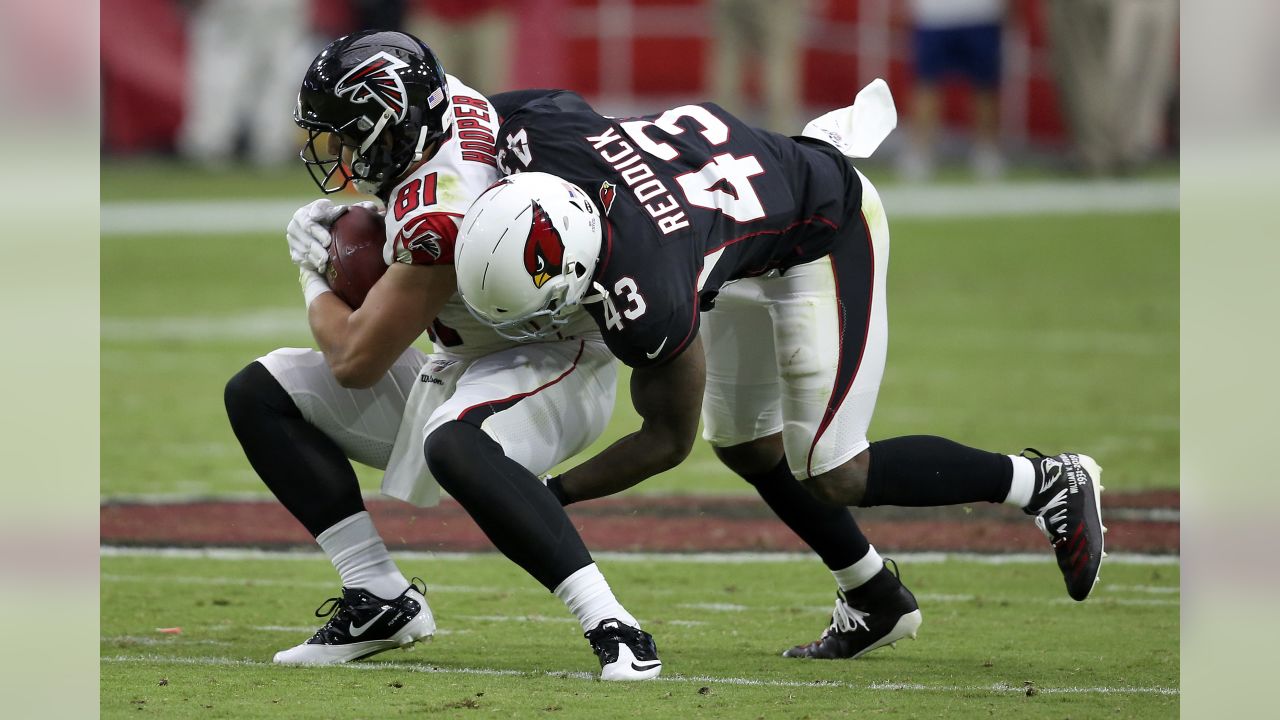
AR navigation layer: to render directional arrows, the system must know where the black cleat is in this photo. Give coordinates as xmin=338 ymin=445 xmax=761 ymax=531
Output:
xmin=272 ymin=578 xmax=435 ymax=665
xmin=584 ymin=618 xmax=662 ymax=680
xmin=783 ymin=561 xmax=922 ymax=660
xmin=1022 ymin=450 xmax=1106 ymax=601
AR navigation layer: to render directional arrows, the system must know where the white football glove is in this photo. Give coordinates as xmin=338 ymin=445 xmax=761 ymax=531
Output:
xmin=286 ymin=199 xmax=380 ymax=273
xmin=801 ymin=78 xmax=897 ymax=159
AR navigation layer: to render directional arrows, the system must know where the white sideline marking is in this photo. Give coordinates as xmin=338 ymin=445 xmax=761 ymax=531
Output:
xmin=99 ymin=654 xmax=1179 ymax=695
xmin=454 ymin=614 xmax=578 ymax=625
xmin=1050 ymin=597 xmax=1179 ymax=607
xmin=101 ymin=573 xmax=503 ymax=594
xmin=102 ymin=636 xmax=232 ymax=647
xmin=100 ymin=545 xmax=1181 ymax=565
xmin=1106 ymin=584 xmax=1179 ymax=594
xmin=102 ymin=309 xmax=308 ymax=342
xmin=247 ymin=626 xmax=468 ymax=635
xmin=678 ymin=602 xmax=748 ymax=612
xmin=98 ymin=180 xmax=1178 ymax=236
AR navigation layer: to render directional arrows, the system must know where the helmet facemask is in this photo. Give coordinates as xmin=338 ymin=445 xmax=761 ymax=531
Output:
xmin=297 ymin=107 xmax=440 ymax=196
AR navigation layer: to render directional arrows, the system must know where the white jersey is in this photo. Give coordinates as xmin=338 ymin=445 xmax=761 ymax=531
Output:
xmin=380 ymin=76 xmax=601 ymax=359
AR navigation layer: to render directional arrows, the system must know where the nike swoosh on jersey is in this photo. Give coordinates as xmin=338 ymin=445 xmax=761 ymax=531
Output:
xmin=348 ymin=607 xmax=390 ymax=638
xmin=645 ymin=337 xmax=668 ymax=360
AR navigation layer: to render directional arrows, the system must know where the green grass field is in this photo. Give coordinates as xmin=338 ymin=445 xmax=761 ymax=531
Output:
xmin=101 ymin=553 xmax=1178 ymax=719
xmin=101 ymin=161 xmax=1179 ymax=717
xmin=102 ymin=208 xmax=1177 ymax=497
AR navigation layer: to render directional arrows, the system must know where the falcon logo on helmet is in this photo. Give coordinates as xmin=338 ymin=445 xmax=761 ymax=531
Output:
xmin=523 ymin=201 xmax=565 ymax=288
xmin=335 ymin=51 xmax=411 ymax=123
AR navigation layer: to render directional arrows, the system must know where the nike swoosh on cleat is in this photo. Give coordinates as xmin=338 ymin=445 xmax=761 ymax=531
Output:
xmin=349 ymin=607 xmax=390 ymax=638
xmin=630 ymin=661 xmax=661 ymax=671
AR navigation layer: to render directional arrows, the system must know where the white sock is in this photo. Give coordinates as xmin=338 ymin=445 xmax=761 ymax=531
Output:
xmin=316 ymin=511 xmax=410 ymax=600
xmin=554 ymin=563 xmax=638 ymax=633
xmin=1004 ymin=455 xmax=1035 ymax=508
xmin=831 ymin=546 xmax=884 ymax=592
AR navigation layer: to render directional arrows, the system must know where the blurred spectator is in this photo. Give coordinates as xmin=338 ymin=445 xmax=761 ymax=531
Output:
xmin=177 ymin=0 xmax=315 ymax=167
xmin=407 ymin=1 xmax=512 ymax=96
xmin=898 ymin=0 xmax=1007 ymax=182
xmin=352 ymin=0 xmax=408 ymax=31
xmin=708 ymin=0 xmax=812 ymax=134
xmin=1045 ymin=0 xmax=1178 ymax=175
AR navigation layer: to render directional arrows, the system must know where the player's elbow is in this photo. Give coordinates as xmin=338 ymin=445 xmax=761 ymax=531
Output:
xmin=329 ymin=356 xmax=382 ymax=389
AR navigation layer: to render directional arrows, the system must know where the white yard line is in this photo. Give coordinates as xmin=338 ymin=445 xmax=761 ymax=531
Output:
xmin=100 ymin=573 xmax=501 ymax=594
xmin=99 ymin=180 xmax=1178 ymax=237
xmin=101 ymin=309 xmax=309 ymax=342
xmin=99 ymin=653 xmax=1179 ymax=695
xmin=100 ymin=545 xmax=1180 ymax=565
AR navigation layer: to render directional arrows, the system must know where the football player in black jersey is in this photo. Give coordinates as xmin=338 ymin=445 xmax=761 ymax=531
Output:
xmin=457 ymin=88 xmax=1106 ymax=659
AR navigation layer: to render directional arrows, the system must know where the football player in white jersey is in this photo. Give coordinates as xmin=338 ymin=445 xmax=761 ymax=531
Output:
xmin=223 ymin=31 xmax=660 ymax=680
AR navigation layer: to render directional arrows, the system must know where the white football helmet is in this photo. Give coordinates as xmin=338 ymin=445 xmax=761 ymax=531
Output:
xmin=455 ymin=172 xmax=603 ymax=341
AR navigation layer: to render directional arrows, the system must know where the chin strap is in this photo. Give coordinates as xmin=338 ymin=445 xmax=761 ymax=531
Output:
xmin=411 ymin=125 xmax=433 ymax=163
xmin=580 ymin=281 xmax=610 ymax=306
xmin=360 ymin=108 xmax=395 ymax=155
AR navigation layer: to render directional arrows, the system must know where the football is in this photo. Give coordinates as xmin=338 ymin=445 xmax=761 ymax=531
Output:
xmin=325 ymin=205 xmax=388 ymax=309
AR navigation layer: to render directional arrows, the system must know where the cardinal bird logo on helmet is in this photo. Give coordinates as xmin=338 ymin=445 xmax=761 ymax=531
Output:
xmin=335 ymin=51 xmax=411 ymax=123
xmin=523 ymin=201 xmax=565 ymax=289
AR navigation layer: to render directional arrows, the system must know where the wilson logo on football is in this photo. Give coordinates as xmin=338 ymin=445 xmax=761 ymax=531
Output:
xmin=523 ymin=201 xmax=565 ymax=289
xmin=335 ymin=51 xmax=410 ymax=123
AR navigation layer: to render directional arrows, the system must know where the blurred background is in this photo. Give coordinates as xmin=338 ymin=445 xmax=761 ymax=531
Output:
xmin=101 ymin=0 xmax=1179 ymax=182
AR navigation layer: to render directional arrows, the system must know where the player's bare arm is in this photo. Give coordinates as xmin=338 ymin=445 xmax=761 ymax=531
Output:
xmin=558 ymin=335 xmax=706 ymax=502
xmin=309 ymin=263 xmax=456 ymax=388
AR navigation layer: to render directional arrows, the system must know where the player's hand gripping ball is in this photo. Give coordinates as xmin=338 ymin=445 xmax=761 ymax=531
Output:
xmin=326 ymin=205 xmax=389 ymax=309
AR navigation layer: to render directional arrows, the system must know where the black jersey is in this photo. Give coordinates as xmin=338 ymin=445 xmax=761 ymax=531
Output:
xmin=495 ymin=91 xmax=866 ymax=367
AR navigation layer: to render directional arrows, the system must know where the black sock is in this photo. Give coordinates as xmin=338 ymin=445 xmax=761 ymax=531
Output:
xmin=742 ymin=457 xmax=870 ymax=571
xmin=424 ymin=421 xmax=592 ymax=591
xmin=861 ymin=435 xmax=1012 ymax=507
xmin=223 ymin=362 xmax=365 ymax=537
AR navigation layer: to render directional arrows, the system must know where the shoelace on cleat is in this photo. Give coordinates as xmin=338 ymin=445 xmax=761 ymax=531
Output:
xmin=822 ymin=558 xmax=903 ymax=637
xmin=585 ymin=620 xmax=655 ymax=663
xmin=827 ymin=599 xmax=871 ymax=635
xmin=310 ymin=592 xmax=386 ymax=643
xmin=585 ymin=623 xmax=625 ymax=662
xmin=310 ymin=595 xmax=355 ymax=643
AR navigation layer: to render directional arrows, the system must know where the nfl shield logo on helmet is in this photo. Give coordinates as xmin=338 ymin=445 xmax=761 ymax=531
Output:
xmin=335 ymin=51 xmax=411 ymax=123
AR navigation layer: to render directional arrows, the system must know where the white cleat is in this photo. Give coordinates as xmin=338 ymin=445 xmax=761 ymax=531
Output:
xmin=585 ymin=619 xmax=662 ymax=681
xmin=273 ymin=580 xmax=435 ymax=666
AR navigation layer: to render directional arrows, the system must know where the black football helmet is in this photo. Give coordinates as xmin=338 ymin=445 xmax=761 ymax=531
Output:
xmin=295 ymin=30 xmax=450 ymax=197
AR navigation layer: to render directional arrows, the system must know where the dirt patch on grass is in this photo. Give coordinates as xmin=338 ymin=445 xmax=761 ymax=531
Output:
xmin=101 ymin=492 xmax=1177 ymax=554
